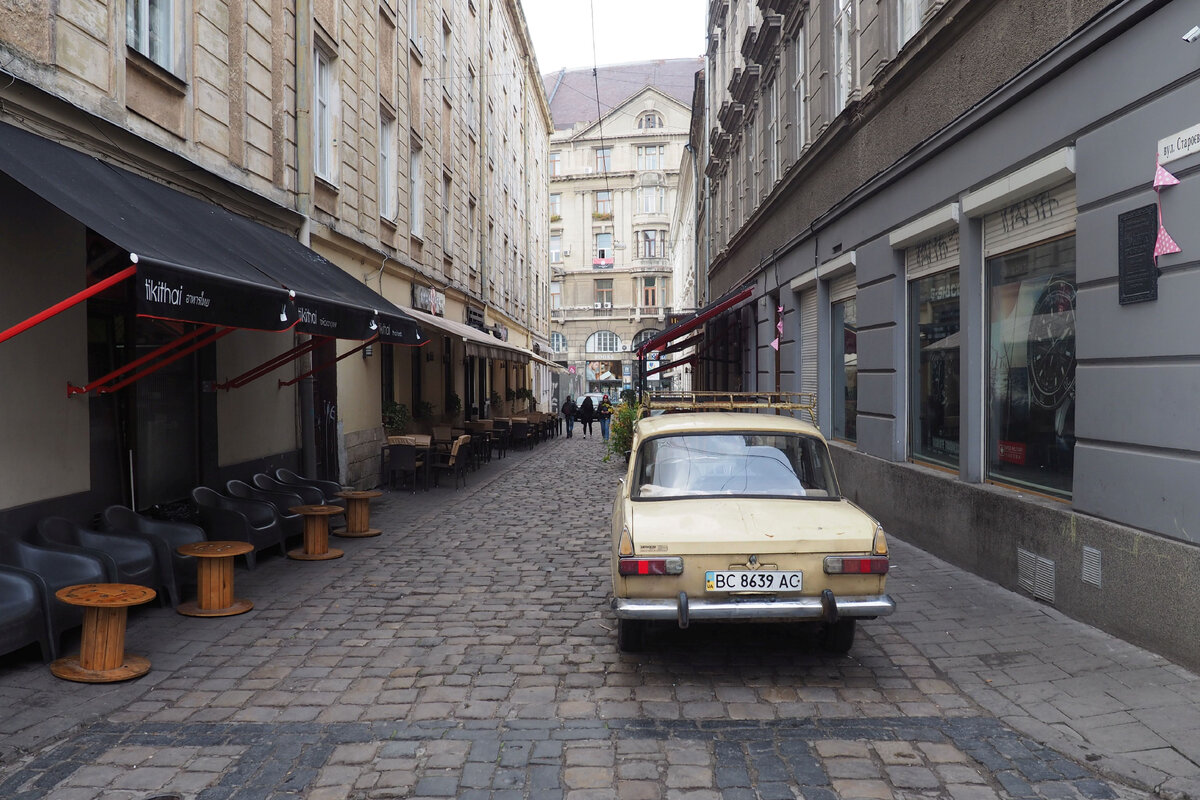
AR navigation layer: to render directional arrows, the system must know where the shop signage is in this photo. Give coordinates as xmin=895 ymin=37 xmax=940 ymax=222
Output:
xmin=1117 ymin=205 xmax=1159 ymax=305
xmin=1158 ymin=122 xmax=1200 ymax=165
xmin=412 ymin=285 xmax=445 ymax=316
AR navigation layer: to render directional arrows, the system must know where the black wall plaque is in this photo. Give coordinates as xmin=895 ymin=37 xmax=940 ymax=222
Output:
xmin=1118 ymin=205 xmax=1159 ymax=304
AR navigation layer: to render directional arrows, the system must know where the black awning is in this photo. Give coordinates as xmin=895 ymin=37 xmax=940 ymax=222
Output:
xmin=0 ymin=121 xmax=423 ymax=343
xmin=637 ymin=283 xmax=754 ymax=357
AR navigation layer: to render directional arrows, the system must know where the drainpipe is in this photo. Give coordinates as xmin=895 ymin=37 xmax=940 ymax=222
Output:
xmin=296 ymin=0 xmax=318 ymax=478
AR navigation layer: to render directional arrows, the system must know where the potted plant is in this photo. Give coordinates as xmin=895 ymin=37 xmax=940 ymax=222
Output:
xmin=414 ymin=400 xmax=435 ymax=421
xmin=446 ymin=392 xmax=463 ymax=420
xmin=382 ymin=401 xmax=410 ymax=435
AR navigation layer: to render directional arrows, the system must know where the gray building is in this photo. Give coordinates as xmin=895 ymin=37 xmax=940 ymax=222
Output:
xmin=693 ymin=0 xmax=1200 ymax=668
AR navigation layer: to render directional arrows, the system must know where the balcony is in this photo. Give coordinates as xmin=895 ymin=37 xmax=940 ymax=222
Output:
xmin=708 ymin=0 xmax=729 ymax=26
xmin=748 ymin=15 xmax=783 ymax=65
xmin=732 ymin=64 xmax=762 ymax=105
xmin=713 ymin=131 xmax=732 ymax=159
xmin=757 ymin=0 xmax=801 ymax=14
xmin=718 ymin=101 xmax=744 ymax=134
xmin=740 ymin=26 xmax=757 ymax=61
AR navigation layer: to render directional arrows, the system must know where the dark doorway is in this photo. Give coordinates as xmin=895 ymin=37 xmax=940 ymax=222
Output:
xmin=312 ymin=337 xmax=339 ymax=481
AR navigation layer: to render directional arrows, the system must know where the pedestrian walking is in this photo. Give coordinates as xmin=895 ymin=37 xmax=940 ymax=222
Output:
xmin=579 ymin=395 xmax=595 ymax=438
xmin=598 ymin=394 xmax=614 ymax=442
xmin=562 ymin=395 xmax=578 ymax=438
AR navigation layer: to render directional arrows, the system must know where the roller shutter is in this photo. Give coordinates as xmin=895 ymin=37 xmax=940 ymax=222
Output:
xmin=906 ymin=229 xmax=960 ymax=281
xmin=800 ymin=288 xmax=818 ymax=395
xmin=983 ymin=181 xmax=1077 ymax=258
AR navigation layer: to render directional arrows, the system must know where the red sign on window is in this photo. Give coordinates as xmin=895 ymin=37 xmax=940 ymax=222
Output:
xmin=998 ymin=441 xmax=1027 ymax=465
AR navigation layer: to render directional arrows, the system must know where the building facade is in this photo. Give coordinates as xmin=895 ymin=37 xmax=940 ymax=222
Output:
xmin=544 ymin=60 xmax=702 ymax=401
xmin=0 ymin=0 xmax=550 ymax=533
xmin=691 ymin=0 xmax=1200 ymax=668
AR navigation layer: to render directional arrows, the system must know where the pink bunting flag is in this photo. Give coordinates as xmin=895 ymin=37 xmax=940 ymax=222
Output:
xmin=1154 ymin=224 xmax=1181 ymax=261
xmin=770 ymin=337 xmax=779 ymax=351
xmin=776 ymin=319 xmax=784 ymax=334
xmin=1154 ymin=160 xmax=1180 ymax=190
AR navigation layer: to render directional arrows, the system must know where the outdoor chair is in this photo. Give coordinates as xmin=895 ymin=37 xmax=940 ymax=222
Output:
xmin=275 ymin=468 xmax=346 ymax=502
xmin=191 ymin=486 xmax=287 ymax=569
xmin=0 ymin=532 xmax=108 ymax=658
xmin=226 ymin=479 xmax=306 ymax=541
xmin=385 ymin=443 xmax=427 ymax=492
xmin=432 ymin=435 xmax=472 ymax=489
xmin=510 ymin=420 xmax=532 ymax=451
xmin=101 ymin=505 xmax=207 ymax=607
xmin=35 ymin=516 xmax=165 ymax=605
xmin=253 ymin=473 xmax=328 ymax=506
xmin=0 ymin=563 xmax=55 ymax=662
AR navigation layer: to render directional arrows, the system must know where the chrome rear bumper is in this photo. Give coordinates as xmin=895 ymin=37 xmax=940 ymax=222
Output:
xmin=612 ymin=593 xmax=895 ymax=626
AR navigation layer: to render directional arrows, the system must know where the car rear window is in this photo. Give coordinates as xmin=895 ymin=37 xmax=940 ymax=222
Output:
xmin=632 ymin=432 xmax=839 ymax=499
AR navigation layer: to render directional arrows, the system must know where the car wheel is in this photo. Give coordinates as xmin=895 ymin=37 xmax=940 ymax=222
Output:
xmin=819 ymin=619 xmax=856 ymax=654
xmin=617 ymin=618 xmax=646 ymax=652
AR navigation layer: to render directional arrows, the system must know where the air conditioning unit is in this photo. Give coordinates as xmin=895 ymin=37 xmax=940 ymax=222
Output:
xmin=603 ymin=302 xmax=613 ymax=309
xmin=621 ymin=344 xmax=631 ymax=351
xmin=593 ymin=302 xmax=602 ymax=309
xmin=563 ymin=249 xmax=571 ymax=257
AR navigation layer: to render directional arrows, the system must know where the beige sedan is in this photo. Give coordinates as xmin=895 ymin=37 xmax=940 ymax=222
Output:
xmin=610 ymin=412 xmax=894 ymax=653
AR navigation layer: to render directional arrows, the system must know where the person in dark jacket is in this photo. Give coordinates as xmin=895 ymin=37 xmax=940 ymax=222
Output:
xmin=579 ymin=396 xmax=596 ymax=438
xmin=598 ymin=395 xmax=614 ymax=442
xmin=561 ymin=395 xmax=578 ymax=438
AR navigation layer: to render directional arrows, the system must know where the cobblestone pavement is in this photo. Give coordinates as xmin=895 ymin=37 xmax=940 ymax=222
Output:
xmin=0 ymin=434 xmax=1195 ymax=800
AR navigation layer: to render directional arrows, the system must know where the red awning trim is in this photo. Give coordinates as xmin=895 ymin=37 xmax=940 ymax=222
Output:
xmin=644 ymin=354 xmax=697 ymax=377
xmin=1 ymin=265 xmax=137 ymax=347
xmin=67 ymin=323 xmax=217 ymax=397
xmin=278 ymin=335 xmax=378 ymax=387
xmin=215 ymin=336 xmax=325 ymax=391
xmin=68 ymin=326 xmax=236 ymax=397
xmin=656 ymin=332 xmax=705 ymax=357
xmin=637 ymin=285 xmax=754 ymax=357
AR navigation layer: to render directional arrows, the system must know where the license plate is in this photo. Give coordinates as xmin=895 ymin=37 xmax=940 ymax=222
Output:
xmin=705 ymin=570 xmax=803 ymax=593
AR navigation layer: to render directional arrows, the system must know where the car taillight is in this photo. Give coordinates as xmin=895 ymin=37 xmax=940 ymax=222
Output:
xmin=824 ymin=556 xmax=889 ymax=575
xmin=618 ymin=557 xmax=684 ymax=576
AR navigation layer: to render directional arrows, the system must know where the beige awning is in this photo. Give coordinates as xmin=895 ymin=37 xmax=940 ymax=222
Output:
xmin=403 ymin=307 xmax=529 ymax=362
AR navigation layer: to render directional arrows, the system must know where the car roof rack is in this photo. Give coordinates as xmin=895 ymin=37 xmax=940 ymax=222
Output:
xmin=644 ymin=391 xmax=817 ymax=423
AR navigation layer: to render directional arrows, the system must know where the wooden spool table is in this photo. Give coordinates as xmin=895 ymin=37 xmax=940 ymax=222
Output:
xmin=176 ymin=541 xmax=254 ymax=617
xmin=333 ymin=490 xmax=383 ymax=538
xmin=50 ymin=583 xmax=156 ymax=683
xmin=287 ymin=505 xmax=345 ymax=560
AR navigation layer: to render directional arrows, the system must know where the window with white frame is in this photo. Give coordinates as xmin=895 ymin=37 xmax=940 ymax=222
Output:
xmin=763 ymin=80 xmax=778 ymax=189
xmin=638 ymin=112 xmax=663 ymax=129
xmin=587 ymin=330 xmax=621 ymax=352
xmin=551 ymin=331 xmax=567 ymax=351
xmin=595 ymin=190 xmax=612 ymax=216
xmin=467 ymin=65 xmax=478 ymax=130
xmin=833 ymin=0 xmax=854 ymax=111
xmin=409 ymin=0 xmax=422 ymax=45
xmin=636 ymin=229 xmax=666 ymax=259
xmin=898 ymin=0 xmax=923 ymax=48
xmin=595 ymin=232 xmax=613 ymax=260
xmin=595 ymin=147 xmax=612 ymax=173
xmin=637 ymin=186 xmax=665 ymax=214
xmin=550 ymin=234 xmax=562 ymax=263
xmin=127 ymin=0 xmax=174 ymax=70
xmin=409 ymin=140 xmax=424 ymax=238
xmin=468 ymin=199 xmax=477 ymax=268
xmin=637 ymin=145 xmax=665 ymax=171
xmin=442 ymin=174 xmax=453 ymax=253
xmin=549 ymin=150 xmax=561 ymax=176
xmin=549 ymin=193 xmax=561 ymax=218
xmin=792 ymin=32 xmax=807 ymax=158
xmin=314 ymin=47 xmax=336 ymax=182
xmin=745 ymin=114 xmax=757 ymax=205
xmin=441 ymin=20 xmax=451 ymax=90
xmin=632 ymin=329 xmax=659 ymax=350
xmin=379 ymin=113 xmax=397 ymax=219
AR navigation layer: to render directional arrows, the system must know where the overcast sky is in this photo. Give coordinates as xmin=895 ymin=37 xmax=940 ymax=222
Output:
xmin=521 ymin=0 xmax=706 ymax=74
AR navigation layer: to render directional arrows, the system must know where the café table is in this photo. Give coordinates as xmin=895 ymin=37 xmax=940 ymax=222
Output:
xmin=333 ymin=490 xmax=383 ymax=537
xmin=287 ymin=505 xmax=345 ymax=560
xmin=176 ymin=541 xmax=255 ymax=617
xmin=50 ymin=583 xmax=156 ymax=683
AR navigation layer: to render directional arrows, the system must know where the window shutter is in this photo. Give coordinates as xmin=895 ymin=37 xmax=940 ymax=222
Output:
xmin=800 ymin=288 xmax=818 ymax=395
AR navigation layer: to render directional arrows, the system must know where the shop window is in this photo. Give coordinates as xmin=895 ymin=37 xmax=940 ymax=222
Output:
xmin=831 ymin=298 xmax=857 ymax=441
xmin=987 ymin=236 xmax=1076 ymax=497
xmin=910 ymin=269 xmax=960 ymax=468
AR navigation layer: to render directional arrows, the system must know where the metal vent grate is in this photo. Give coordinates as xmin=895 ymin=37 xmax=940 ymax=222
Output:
xmin=1082 ymin=546 xmax=1102 ymax=588
xmin=1017 ymin=547 xmax=1056 ymax=604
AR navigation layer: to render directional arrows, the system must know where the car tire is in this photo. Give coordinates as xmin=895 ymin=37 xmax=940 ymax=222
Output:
xmin=819 ymin=618 xmax=856 ymax=654
xmin=617 ymin=618 xmax=646 ymax=652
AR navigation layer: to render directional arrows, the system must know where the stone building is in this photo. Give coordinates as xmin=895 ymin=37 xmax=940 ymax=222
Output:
xmin=685 ymin=0 xmax=1200 ymax=667
xmin=543 ymin=59 xmax=702 ymax=400
xmin=0 ymin=0 xmax=550 ymax=532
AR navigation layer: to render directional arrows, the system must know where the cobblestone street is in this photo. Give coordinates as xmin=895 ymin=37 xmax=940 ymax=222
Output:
xmin=0 ymin=435 xmax=1196 ymax=800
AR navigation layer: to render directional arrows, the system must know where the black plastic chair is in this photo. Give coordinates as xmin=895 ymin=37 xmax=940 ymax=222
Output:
xmin=253 ymin=473 xmax=325 ymax=506
xmin=0 ymin=564 xmax=55 ymax=662
xmin=0 ymin=534 xmax=108 ymax=658
xmin=191 ymin=486 xmax=287 ymax=569
xmin=385 ymin=444 xmax=427 ymax=493
xmin=275 ymin=468 xmax=346 ymax=501
xmin=101 ymin=505 xmax=206 ymax=607
xmin=226 ymin=479 xmax=305 ymax=541
xmin=35 ymin=517 xmax=165 ymax=605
